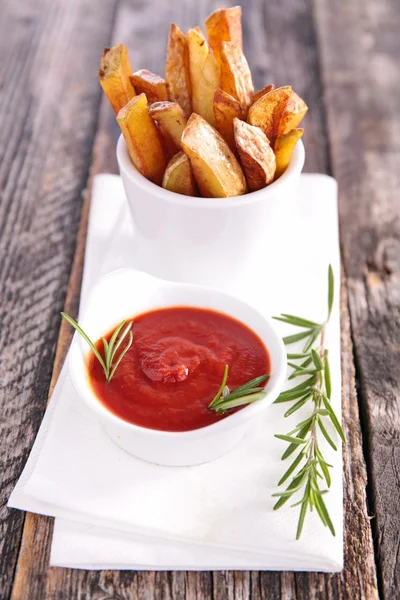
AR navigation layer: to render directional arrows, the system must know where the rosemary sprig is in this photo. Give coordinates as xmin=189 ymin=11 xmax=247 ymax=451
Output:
xmin=61 ymin=312 xmax=133 ymax=382
xmin=272 ymin=265 xmax=345 ymax=539
xmin=208 ymin=364 xmax=269 ymax=414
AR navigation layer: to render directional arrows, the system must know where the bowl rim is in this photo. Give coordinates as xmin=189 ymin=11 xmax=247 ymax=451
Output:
xmin=116 ymin=134 xmax=305 ymax=208
xmin=69 ymin=268 xmax=287 ymax=439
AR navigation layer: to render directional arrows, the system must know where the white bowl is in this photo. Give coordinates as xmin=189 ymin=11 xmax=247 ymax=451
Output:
xmin=117 ymin=135 xmax=305 ymax=289
xmin=69 ymin=268 xmax=287 ymax=466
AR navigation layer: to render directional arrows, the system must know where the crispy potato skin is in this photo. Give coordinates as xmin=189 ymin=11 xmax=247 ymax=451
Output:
xmin=130 ymin=69 xmax=168 ymax=103
xmin=117 ymin=93 xmax=167 ymax=185
xmin=205 ymin=6 xmax=242 ymax=72
xmin=233 ymin=118 xmax=276 ymax=192
xmin=162 ymin=152 xmax=197 ymax=196
xmin=181 ymin=113 xmax=247 ymax=198
xmin=99 ymin=44 xmax=136 ymax=115
xmin=248 ymin=86 xmax=307 ymax=142
xmin=220 ymin=42 xmax=254 ymax=116
xmin=187 ymin=28 xmax=220 ymax=127
xmin=252 ymin=84 xmax=275 ymax=104
xmin=149 ymin=101 xmax=187 ymax=153
xmin=213 ymin=89 xmax=244 ymax=153
xmin=274 ymin=128 xmax=304 ymax=179
xmin=165 ymin=24 xmax=192 ymax=116
xmin=279 ymin=91 xmax=308 ymax=135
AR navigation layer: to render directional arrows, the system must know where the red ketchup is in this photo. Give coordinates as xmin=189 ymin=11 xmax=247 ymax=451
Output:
xmin=87 ymin=307 xmax=270 ymax=432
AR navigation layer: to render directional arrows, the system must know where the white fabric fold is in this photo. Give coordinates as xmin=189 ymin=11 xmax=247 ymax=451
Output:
xmin=9 ymin=173 xmax=343 ymax=571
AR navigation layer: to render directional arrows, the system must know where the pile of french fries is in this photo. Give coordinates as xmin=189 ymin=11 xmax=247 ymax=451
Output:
xmin=99 ymin=6 xmax=307 ymax=198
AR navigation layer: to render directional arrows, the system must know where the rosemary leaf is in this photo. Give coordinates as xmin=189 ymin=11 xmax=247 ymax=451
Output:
xmin=287 ymin=353 xmax=311 ymax=359
xmin=324 ymin=351 xmax=332 ymax=399
xmin=108 ymin=330 xmax=133 ymax=382
xmin=283 ymin=330 xmax=313 ymax=345
xmin=278 ymin=451 xmax=304 ymax=486
xmin=321 ymin=394 xmax=346 ymax=443
xmin=284 ymin=393 xmax=312 ymax=418
xmin=303 ymin=327 xmax=323 ymax=353
xmin=318 ymin=417 xmax=337 ymax=451
xmin=209 ymin=364 xmax=229 ymax=407
xmin=275 ymin=434 xmax=308 ymax=445
xmin=212 ymin=391 xmax=266 ymax=412
xmin=274 ymin=314 xmax=320 ymax=328
xmin=61 ymin=312 xmax=107 ymax=373
xmin=311 ymin=348 xmax=324 ymax=371
xmin=296 ymin=490 xmax=309 ymax=539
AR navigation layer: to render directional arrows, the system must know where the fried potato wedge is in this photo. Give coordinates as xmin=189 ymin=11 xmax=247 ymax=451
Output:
xmin=117 ymin=93 xmax=167 ymax=185
xmin=181 ymin=113 xmax=247 ymax=197
xmin=274 ymin=128 xmax=304 ymax=179
xmin=220 ymin=42 xmax=254 ymax=116
xmin=149 ymin=101 xmax=187 ymax=152
xmin=99 ymin=44 xmax=136 ymax=115
xmin=252 ymin=84 xmax=275 ymax=104
xmin=233 ymin=119 xmax=276 ymax=192
xmin=248 ymin=86 xmax=307 ymax=142
xmin=130 ymin=69 xmax=168 ymax=103
xmin=162 ymin=152 xmax=197 ymax=196
xmin=187 ymin=28 xmax=219 ymax=127
xmin=213 ymin=89 xmax=244 ymax=153
xmin=165 ymin=23 xmax=192 ymax=116
xmin=205 ymin=6 xmax=242 ymax=72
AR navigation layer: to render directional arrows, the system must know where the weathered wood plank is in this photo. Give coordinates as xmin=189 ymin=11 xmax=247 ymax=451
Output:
xmin=7 ymin=0 xmax=378 ymax=598
xmin=0 ymin=0 xmax=117 ymax=598
xmin=313 ymin=0 xmax=400 ymax=597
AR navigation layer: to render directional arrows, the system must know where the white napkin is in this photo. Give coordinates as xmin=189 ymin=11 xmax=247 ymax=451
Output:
xmin=9 ymin=173 xmax=343 ymax=571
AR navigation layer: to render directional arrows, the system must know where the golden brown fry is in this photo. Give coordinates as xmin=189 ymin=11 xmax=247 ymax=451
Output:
xmin=181 ymin=113 xmax=247 ymax=198
xmin=248 ymin=86 xmax=307 ymax=142
xmin=205 ymin=6 xmax=242 ymax=72
xmin=99 ymin=44 xmax=136 ymax=115
xmin=130 ymin=69 xmax=168 ymax=103
xmin=149 ymin=101 xmax=187 ymax=152
xmin=213 ymin=89 xmax=244 ymax=153
xmin=233 ymin=119 xmax=276 ymax=192
xmin=252 ymin=84 xmax=275 ymax=104
xmin=279 ymin=91 xmax=308 ymax=135
xmin=117 ymin=93 xmax=167 ymax=185
xmin=220 ymin=42 xmax=254 ymax=116
xmin=274 ymin=128 xmax=304 ymax=179
xmin=162 ymin=152 xmax=197 ymax=196
xmin=165 ymin=23 xmax=192 ymax=116
xmin=187 ymin=28 xmax=220 ymax=127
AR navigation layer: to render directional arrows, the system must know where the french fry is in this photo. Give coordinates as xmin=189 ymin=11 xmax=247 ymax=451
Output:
xmin=162 ymin=152 xmax=197 ymax=196
xmin=205 ymin=6 xmax=242 ymax=72
xmin=233 ymin=119 xmax=276 ymax=191
xmin=252 ymin=84 xmax=275 ymax=104
xmin=99 ymin=44 xmax=136 ymax=115
xmin=165 ymin=24 xmax=192 ymax=116
xmin=130 ymin=69 xmax=168 ymax=103
xmin=213 ymin=89 xmax=244 ymax=153
xmin=187 ymin=28 xmax=219 ymax=127
xmin=220 ymin=42 xmax=254 ymax=116
xmin=181 ymin=113 xmax=247 ymax=198
xmin=117 ymin=93 xmax=167 ymax=185
xmin=149 ymin=101 xmax=187 ymax=152
xmin=274 ymin=128 xmax=304 ymax=179
xmin=248 ymin=86 xmax=307 ymax=142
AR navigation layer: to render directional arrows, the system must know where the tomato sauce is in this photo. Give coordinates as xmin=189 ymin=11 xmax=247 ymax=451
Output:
xmin=87 ymin=307 xmax=270 ymax=432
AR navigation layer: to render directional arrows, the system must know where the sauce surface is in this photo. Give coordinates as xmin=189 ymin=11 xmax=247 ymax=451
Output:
xmin=87 ymin=307 xmax=270 ymax=432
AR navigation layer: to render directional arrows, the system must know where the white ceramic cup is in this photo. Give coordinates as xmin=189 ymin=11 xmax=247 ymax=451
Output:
xmin=69 ymin=268 xmax=287 ymax=466
xmin=117 ymin=135 xmax=305 ymax=289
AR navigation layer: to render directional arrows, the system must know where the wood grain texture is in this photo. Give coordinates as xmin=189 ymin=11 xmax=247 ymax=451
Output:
xmin=0 ymin=0 xmax=117 ymax=598
xmin=2 ymin=0 xmax=381 ymax=598
xmin=313 ymin=0 xmax=400 ymax=597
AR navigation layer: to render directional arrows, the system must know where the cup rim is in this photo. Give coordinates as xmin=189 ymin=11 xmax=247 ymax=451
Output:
xmin=116 ymin=134 xmax=305 ymax=208
xmin=69 ymin=268 xmax=287 ymax=439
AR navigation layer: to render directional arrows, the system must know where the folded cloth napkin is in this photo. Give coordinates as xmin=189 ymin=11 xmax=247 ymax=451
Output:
xmin=9 ymin=173 xmax=343 ymax=571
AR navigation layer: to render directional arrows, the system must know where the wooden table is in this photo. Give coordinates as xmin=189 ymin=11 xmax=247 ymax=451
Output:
xmin=1 ymin=0 xmax=399 ymax=598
